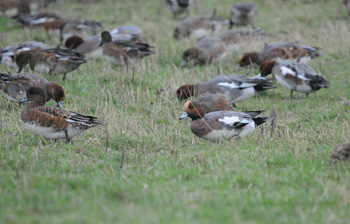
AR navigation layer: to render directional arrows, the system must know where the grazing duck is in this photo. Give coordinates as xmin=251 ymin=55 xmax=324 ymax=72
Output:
xmin=219 ymin=29 xmax=264 ymax=51
xmin=176 ymin=74 xmax=276 ymax=106
xmin=20 ymin=87 xmax=102 ymax=142
xmin=179 ymin=101 xmax=272 ymax=141
xmin=99 ymin=31 xmax=154 ymax=66
xmin=180 ymin=36 xmax=227 ymax=67
xmin=329 ymin=142 xmax=350 ymax=164
xmin=237 ymin=41 xmax=320 ymax=67
xmin=344 ymin=0 xmax=350 ymax=17
xmin=165 ymin=0 xmax=193 ymax=19
xmin=0 ymin=41 xmax=50 ymax=68
xmin=60 ymin=19 xmax=103 ymax=41
xmin=229 ymin=2 xmax=258 ymax=28
xmin=173 ymin=13 xmax=227 ymax=40
xmin=259 ymin=61 xmax=329 ymax=98
xmin=15 ymin=47 xmax=86 ymax=81
xmin=0 ymin=72 xmax=65 ymax=107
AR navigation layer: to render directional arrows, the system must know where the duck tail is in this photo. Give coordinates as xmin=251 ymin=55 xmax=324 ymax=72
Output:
xmin=253 ymin=116 xmax=273 ymax=126
xmin=254 ymin=80 xmax=277 ymax=92
xmin=242 ymin=110 xmax=264 ymax=118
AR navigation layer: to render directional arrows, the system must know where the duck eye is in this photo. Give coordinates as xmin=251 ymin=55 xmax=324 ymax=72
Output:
xmin=189 ymin=104 xmax=193 ymax=109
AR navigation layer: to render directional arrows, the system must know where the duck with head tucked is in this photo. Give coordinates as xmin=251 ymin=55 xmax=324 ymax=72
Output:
xmin=229 ymin=2 xmax=258 ymax=28
xmin=20 ymin=87 xmax=102 ymax=142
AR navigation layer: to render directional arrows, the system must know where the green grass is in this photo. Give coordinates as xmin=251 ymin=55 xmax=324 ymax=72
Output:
xmin=1 ymin=0 xmax=350 ymax=223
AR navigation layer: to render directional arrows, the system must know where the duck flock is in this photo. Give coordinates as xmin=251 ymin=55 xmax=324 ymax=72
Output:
xmin=0 ymin=0 xmax=349 ymax=162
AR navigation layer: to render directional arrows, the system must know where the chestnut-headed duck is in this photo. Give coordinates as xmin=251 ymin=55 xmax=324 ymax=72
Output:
xmin=238 ymin=41 xmax=320 ymax=67
xmin=99 ymin=31 xmax=154 ymax=66
xmin=176 ymin=74 xmax=276 ymax=106
xmin=186 ymin=93 xmax=230 ymax=114
xmin=229 ymin=2 xmax=257 ymax=28
xmin=179 ymin=103 xmax=272 ymax=141
xmin=0 ymin=41 xmax=50 ymax=68
xmin=259 ymin=61 xmax=329 ymax=98
xmin=60 ymin=20 xmax=103 ymax=41
xmin=15 ymin=47 xmax=86 ymax=80
xmin=165 ymin=0 xmax=193 ymax=19
xmin=219 ymin=28 xmax=264 ymax=51
xmin=20 ymin=87 xmax=102 ymax=142
xmin=329 ymin=142 xmax=350 ymax=164
xmin=180 ymin=36 xmax=227 ymax=67
xmin=174 ymin=13 xmax=227 ymax=40
xmin=0 ymin=72 xmax=65 ymax=107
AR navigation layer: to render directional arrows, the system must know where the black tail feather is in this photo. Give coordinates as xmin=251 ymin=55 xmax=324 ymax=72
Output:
xmin=253 ymin=116 xmax=273 ymax=126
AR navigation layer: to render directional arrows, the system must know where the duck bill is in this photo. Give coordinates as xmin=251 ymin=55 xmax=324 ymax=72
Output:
xmin=17 ymin=66 xmax=23 ymax=73
xmin=19 ymin=97 xmax=28 ymax=105
xmin=98 ymin=41 xmax=103 ymax=47
xmin=180 ymin=60 xmax=187 ymax=67
xmin=179 ymin=112 xmax=188 ymax=120
xmin=57 ymin=101 xmax=63 ymax=108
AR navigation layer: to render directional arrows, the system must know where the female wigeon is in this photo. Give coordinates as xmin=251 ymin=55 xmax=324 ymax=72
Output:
xmin=0 ymin=41 xmax=50 ymax=68
xmin=173 ymin=13 xmax=227 ymax=40
xmin=0 ymin=72 xmax=65 ymax=107
xmin=15 ymin=47 xmax=86 ymax=80
xmin=20 ymin=87 xmax=102 ymax=142
xmin=237 ymin=41 xmax=320 ymax=67
xmin=176 ymin=74 xmax=276 ymax=106
xmin=219 ymin=29 xmax=264 ymax=51
xmin=187 ymin=93 xmax=230 ymax=114
xmin=229 ymin=2 xmax=257 ymax=28
xmin=180 ymin=36 xmax=227 ymax=67
xmin=259 ymin=61 xmax=329 ymax=98
xmin=60 ymin=19 xmax=103 ymax=41
xmin=165 ymin=0 xmax=193 ymax=19
xmin=99 ymin=31 xmax=154 ymax=66
xmin=329 ymin=142 xmax=350 ymax=164
xmin=344 ymin=0 xmax=350 ymax=17
xmin=179 ymin=101 xmax=272 ymax=141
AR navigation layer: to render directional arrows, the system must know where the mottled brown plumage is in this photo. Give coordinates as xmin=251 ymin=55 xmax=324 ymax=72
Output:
xmin=329 ymin=142 xmax=350 ymax=164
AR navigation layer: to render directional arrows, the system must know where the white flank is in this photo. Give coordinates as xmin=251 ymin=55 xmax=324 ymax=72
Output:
xmin=23 ymin=122 xmax=83 ymax=139
xmin=233 ymin=87 xmax=256 ymax=103
xmin=190 ymin=28 xmax=212 ymax=39
xmin=34 ymin=64 xmax=51 ymax=74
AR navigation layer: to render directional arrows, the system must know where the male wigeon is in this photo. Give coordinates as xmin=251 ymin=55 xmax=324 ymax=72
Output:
xmin=229 ymin=2 xmax=257 ymax=28
xmin=15 ymin=47 xmax=86 ymax=80
xmin=180 ymin=36 xmax=227 ymax=67
xmin=186 ymin=93 xmax=230 ymax=114
xmin=173 ymin=13 xmax=227 ymax=40
xmin=179 ymin=102 xmax=272 ymax=141
xmin=20 ymin=87 xmax=102 ymax=142
xmin=165 ymin=0 xmax=193 ymax=19
xmin=237 ymin=41 xmax=320 ymax=67
xmin=99 ymin=31 xmax=154 ymax=66
xmin=15 ymin=11 xmax=65 ymax=38
xmin=0 ymin=41 xmax=50 ymax=68
xmin=0 ymin=72 xmax=65 ymax=107
xmin=329 ymin=142 xmax=350 ymax=164
xmin=344 ymin=0 xmax=350 ymax=17
xmin=60 ymin=20 xmax=103 ymax=41
xmin=219 ymin=28 xmax=264 ymax=51
xmin=259 ymin=61 xmax=329 ymax=98
xmin=176 ymin=74 xmax=276 ymax=106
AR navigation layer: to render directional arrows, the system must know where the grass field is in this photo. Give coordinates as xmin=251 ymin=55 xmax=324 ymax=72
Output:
xmin=1 ymin=0 xmax=350 ymax=223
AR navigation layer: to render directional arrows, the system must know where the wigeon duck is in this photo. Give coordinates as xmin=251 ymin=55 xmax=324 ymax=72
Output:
xmin=344 ymin=0 xmax=350 ymax=17
xmin=20 ymin=87 xmax=102 ymax=142
xmin=165 ymin=0 xmax=193 ymax=19
xmin=229 ymin=2 xmax=257 ymax=28
xmin=187 ymin=93 xmax=230 ymax=114
xmin=173 ymin=13 xmax=227 ymax=40
xmin=179 ymin=102 xmax=272 ymax=141
xmin=329 ymin=142 xmax=350 ymax=164
xmin=99 ymin=31 xmax=154 ymax=66
xmin=259 ymin=61 xmax=329 ymax=98
xmin=60 ymin=20 xmax=103 ymax=41
xmin=0 ymin=72 xmax=65 ymax=107
xmin=237 ymin=41 xmax=320 ymax=67
xmin=15 ymin=47 xmax=86 ymax=80
xmin=15 ymin=11 xmax=65 ymax=38
xmin=176 ymin=74 xmax=276 ymax=106
xmin=180 ymin=36 xmax=227 ymax=67
xmin=219 ymin=28 xmax=264 ymax=51
xmin=0 ymin=40 xmax=50 ymax=68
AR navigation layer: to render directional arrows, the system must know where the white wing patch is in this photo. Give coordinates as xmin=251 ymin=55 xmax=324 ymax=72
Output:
xmin=219 ymin=116 xmax=240 ymax=126
xmin=217 ymin=82 xmax=255 ymax=89
xmin=280 ymin=66 xmax=296 ymax=76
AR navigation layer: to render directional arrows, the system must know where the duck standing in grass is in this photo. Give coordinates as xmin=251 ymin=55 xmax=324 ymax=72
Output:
xmin=237 ymin=41 xmax=320 ymax=67
xmin=176 ymin=74 xmax=276 ymax=107
xmin=99 ymin=31 xmax=154 ymax=66
xmin=20 ymin=87 xmax=102 ymax=142
xmin=229 ymin=2 xmax=258 ymax=28
xmin=15 ymin=47 xmax=86 ymax=81
xmin=179 ymin=101 xmax=272 ymax=141
xmin=0 ymin=72 xmax=65 ymax=107
xmin=259 ymin=61 xmax=329 ymax=98
xmin=165 ymin=0 xmax=193 ymax=19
